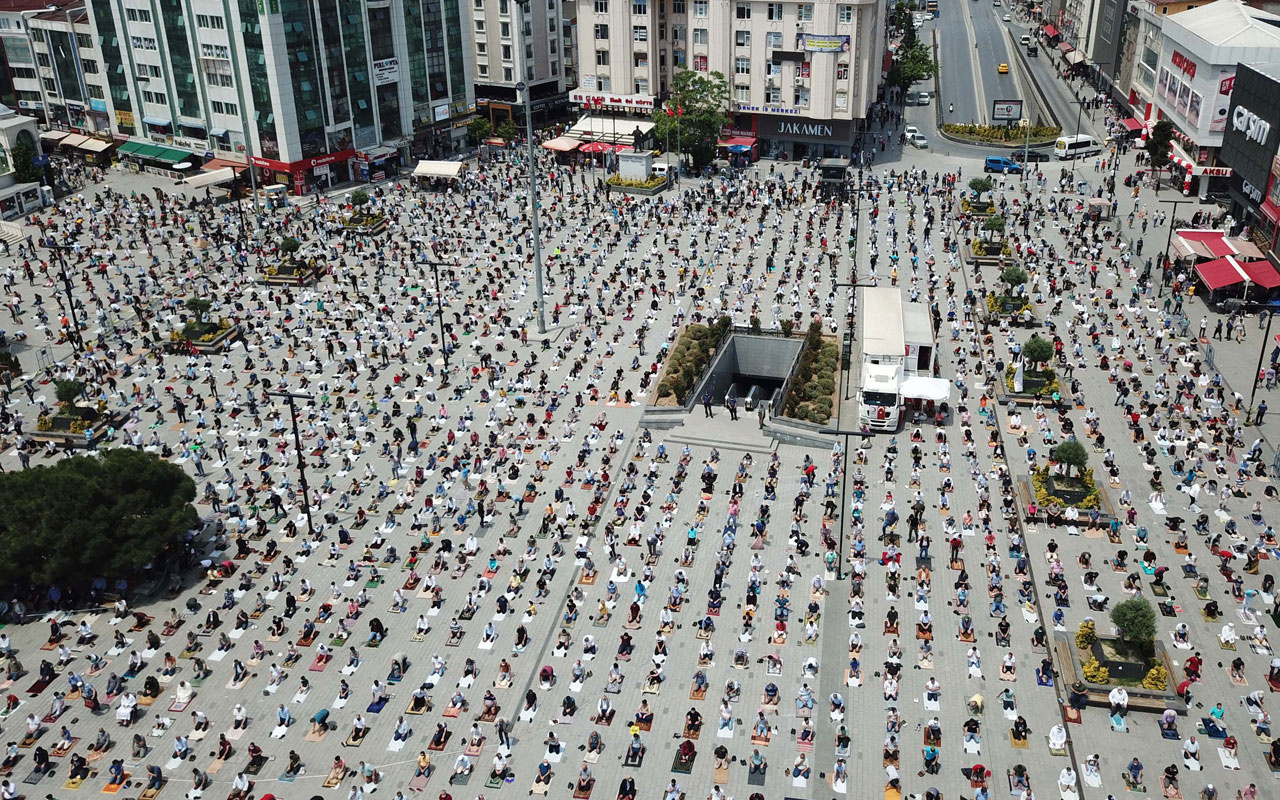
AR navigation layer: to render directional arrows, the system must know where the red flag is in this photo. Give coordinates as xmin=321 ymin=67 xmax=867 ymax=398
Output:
xmin=677 ymin=104 xmax=684 ymax=117
xmin=665 ymin=105 xmax=675 ymax=117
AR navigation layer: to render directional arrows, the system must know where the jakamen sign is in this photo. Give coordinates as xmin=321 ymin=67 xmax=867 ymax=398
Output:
xmin=778 ymin=121 xmax=835 ymax=137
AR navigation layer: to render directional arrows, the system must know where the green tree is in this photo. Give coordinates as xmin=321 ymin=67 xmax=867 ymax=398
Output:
xmin=1110 ymin=596 xmax=1157 ymax=653
xmin=1001 ymin=265 xmax=1028 ymax=291
xmin=0 ymin=449 xmax=197 ymax=590
xmin=887 ymin=42 xmax=938 ymax=93
xmin=184 ymin=298 xmax=213 ymax=317
xmin=54 ymin=379 xmax=84 ymax=406
xmin=495 ymin=118 xmax=520 ymax=143
xmin=983 ymin=213 xmax=1007 ymax=242
xmin=890 ymin=1 xmax=914 ymax=29
xmin=968 ymin=176 xmax=994 ymax=197
xmin=652 ymin=70 xmax=731 ymax=168
xmin=467 ymin=118 xmax=493 ymax=146
xmin=1053 ymin=440 xmax=1089 ymax=478
xmin=1146 ymin=119 xmax=1174 ymax=177
xmin=1022 ymin=334 xmax=1053 ymax=368
xmin=11 ymin=134 xmax=40 ymax=185
xmin=349 ymin=189 xmax=370 ymax=208
xmin=279 ymin=237 xmax=301 ymax=256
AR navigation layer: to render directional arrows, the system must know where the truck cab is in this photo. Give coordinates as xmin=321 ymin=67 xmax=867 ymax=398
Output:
xmin=860 ymin=362 xmax=904 ymax=429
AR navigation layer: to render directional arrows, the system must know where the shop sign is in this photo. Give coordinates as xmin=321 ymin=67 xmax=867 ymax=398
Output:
xmin=433 ymin=104 xmax=450 ymax=122
xmin=1171 ymin=50 xmax=1196 ymax=79
xmin=568 ymin=90 xmax=654 ymax=111
xmin=1242 ymin=176 xmax=1265 ymax=203
xmin=734 ymin=104 xmax=803 ymax=116
xmin=116 ymin=110 xmax=134 ymax=128
xmin=1199 ymin=166 xmax=1232 ymax=177
xmin=1232 ymin=105 xmax=1272 ymax=146
xmin=372 ymin=58 xmax=399 ymax=86
xmin=759 ymin=114 xmax=851 ymax=142
xmin=797 ymin=33 xmax=851 ymax=53
xmin=251 ymin=147 xmax=354 ymax=173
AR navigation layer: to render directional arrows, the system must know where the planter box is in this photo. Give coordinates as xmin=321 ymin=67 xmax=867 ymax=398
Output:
xmin=183 ymin=323 xmax=242 ymax=354
xmin=341 ymin=215 xmax=390 ymax=235
xmin=607 ymin=179 xmax=669 ymax=196
xmin=260 ymin=261 xmax=324 ymax=287
xmin=1060 ymin=633 xmax=1182 ymax=713
xmin=30 ymin=409 xmax=126 ymax=449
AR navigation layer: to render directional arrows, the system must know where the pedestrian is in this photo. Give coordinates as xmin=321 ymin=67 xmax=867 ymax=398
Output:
xmin=727 ymin=395 xmax=738 ymax=421
xmin=1257 ymin=401 xmax=1268 ymax=426
xmin=702 ymin=391 xmax=713 ymax=418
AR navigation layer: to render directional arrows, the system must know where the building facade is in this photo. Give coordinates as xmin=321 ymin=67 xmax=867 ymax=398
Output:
xmin=470 ymin=0 xmax=572 ymax=126
xmin=575 ymin=0 xmax=884 ymax=160
xmin=1220 ymin=63 xmax=1280 ymax=257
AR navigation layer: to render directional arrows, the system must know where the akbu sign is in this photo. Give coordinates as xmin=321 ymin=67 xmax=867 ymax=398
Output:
xmin=1232 ymin=105 xmax=1272 ymax=146
xmin=1171 ymin=51 xmax=1197 ymax=79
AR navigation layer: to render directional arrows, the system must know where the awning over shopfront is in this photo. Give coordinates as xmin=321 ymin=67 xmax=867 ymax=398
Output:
xmin=77 ymin=138 xmax=112 ymax=153
xmin=59 ymin=133 xmax=88 ymax=148
xmin=725 ymin=136 xmax=757 ymax=147
xmin=362 ymin=145 xmax=398 ymax=162
xmin=1195 ymin=256 xmax=1248 ymax=290
xmin=183 ymin=167 xmax=238 ymax=189
xmin=565 ymin=116 xmax=655 ymax=146
xmin=1064 ymin=50 xmax=1085 ymax=65
xmin=39 ymin=130 xmax=68 ymax=145
xmin=483 ymin=137 xmax=506 ymax=147
xmin=1122 ymin=117 xmax=1143 ymax=132
xmin=149 ymin=146 xmax=193 ymax=164
xmin=579 ymin=142 xmax=611 ymax=153
xmin=1043 ymin=24 xmax=1059 ymax=37
xmin=899 ymin=375 xmax=952 ymax=402
xmin=411 ymin=160 xmax=466 ymax=179
xmin=116 ymin=141 xmax=149 ymax=156
xmin=1057 ymin=42 xmax=1074 ymax=53
xmin=142 ymin=116 xmax=171 ymax=127
xmin=1240 ymin=259 xmax=1280 ymax=289
xmin=1173 ymin=229 xmax=1263 ymax=260
xmin=541 ymin=136 xmax=581 ymax=152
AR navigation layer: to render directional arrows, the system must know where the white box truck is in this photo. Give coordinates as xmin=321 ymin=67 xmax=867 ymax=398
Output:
xmin=857 ymin=287 xmax=949 ymax=430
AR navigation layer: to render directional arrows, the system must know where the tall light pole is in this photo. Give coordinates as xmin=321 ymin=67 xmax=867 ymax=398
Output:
xmin=1157 ymin=197 xmax=1195 ymax=297
xmin=518 ymin=0 xmax=547 ymax=335
xmin=263 ymin=389 xmax=317 ymax=538
xmin=426 ymin=259 xmax=452 ymax=376
xmin=46 ymin=243 xmax=84 ymax=352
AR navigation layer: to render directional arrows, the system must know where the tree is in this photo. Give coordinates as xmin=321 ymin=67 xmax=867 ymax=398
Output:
xmin=11 ymin=133 xmax=40 ymax=185
xmin=467 ymin=118 xmax=493 ymax=146
xmin=1022 ymin=334 xmax=1053 ymax=368
xmin=54 ymin=379 xmax=84 ymax=406
xmin=1053 ymin=440 xmax=1089 ymax=478
xmin=1001 ymin=265 xmax=1028 ymax=291
xmin=1146 ymin=119 xmax=1174 ymax=176
xmin=349 ymin=189 xmax=370 ymax=208
xmin=279 ymin=237 xmax=301 ymax=256
xmin=983 ymin=213 xmax=1006 ymax=242
xmin=890 ymin=1 xmax=914 ymax=30
xmin=887 ymin=42 xmax=938 ymax=93
xmin=1110 ymin=596 xmax=1157 ymax=653
xmin=652 ymin=70 xmax=731 ymax=169
xmin=495 ymin=118 xmax=520 ymax=144
xmin=0 ymin=449 xmax=197 ymax=590
xmin=185 ymin=298 xmax=212 ymax=318
xmin=968 ymin=176 xmax=994 ymax=197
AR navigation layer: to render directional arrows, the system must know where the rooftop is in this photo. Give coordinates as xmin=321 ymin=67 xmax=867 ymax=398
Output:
xmin=1164 ymin=0 xmax=1280 ymax=48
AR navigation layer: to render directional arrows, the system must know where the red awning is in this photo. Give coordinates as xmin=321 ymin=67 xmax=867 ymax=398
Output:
xmin=1263 ymin=200 xmax=1280 ymax=224
xmin=579 ymin=142 xmax=610 ymax=153
xmin=1239 ymin=259 xmax=1280 ymax=288
xmin=1122 ymin=118 xmax=1143 ymax=132
xmin=1195 ymin=256 xmax=1247 ymax=290
xmin=1178 ymin=229 xmax=1236 ymax=258
xmin=1043 ymin=24 xmax=1059 ymax=37
xmin=726 ymin=136 xmax=757 ymax=147
xmin=1057 ymin=41 xmax=1075 ymax=53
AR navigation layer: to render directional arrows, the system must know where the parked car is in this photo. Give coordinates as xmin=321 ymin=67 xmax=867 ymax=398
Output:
xmin=907 ymin=132 xmax=930 ymax=149
xmin=984 ymin=156 xmax=1023 ymax=174
xmin=1017 ymin=149 xmax=1051 ymax=163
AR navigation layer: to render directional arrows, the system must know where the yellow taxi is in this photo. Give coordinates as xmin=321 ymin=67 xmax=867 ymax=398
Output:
xmin=998 ymin=63 xmax=1009 ymax=74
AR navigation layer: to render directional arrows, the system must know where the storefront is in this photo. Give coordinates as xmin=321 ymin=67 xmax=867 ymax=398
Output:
xmin=1220 ymin=63 xmax=1280 ymax=259
xmin=249 ymin=149 xmax=355 ymax=196
xmin=754 ymin=114 xmax=855 ymax=161
xmin=115 ymin=140 xmax=198 ymax=177
xmin=351 ymin=146 xmax=401 ymax=184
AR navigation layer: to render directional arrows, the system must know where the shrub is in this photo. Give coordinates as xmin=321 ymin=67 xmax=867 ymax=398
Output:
xmin=279 ymin=237 xmax=302 ymax=256
xmin=1022 ymin=335 xmax=1053 ymax=368
xmin=1001 ymin=265 xmax=1028 ymax=290
xmin=1053 ymin=440 xmax=1089 ymax=479
xmin=943 ymin=123 xmax=1062 ymax=143
xmin=1076 ymin=620 xmax=1097 ymax=650
xmin=54 ymin=379 xmax=85 ymax=406
xmin=184 ymin=297 xmax=213 ymax=317
xmin=606 ymin=174 xmax=668 ymax=190
xmin=1111 ymin=597 xmax=1157 ymax=653
xmin=749 ymin=316 xmax=762 ymax=335
xmin=350 ymin=189 xmax=370 ymax=207
xmin=1081 ymin=657 xmax=1110 ymax=684
xmin=1142 ymin=664 xmax=1169 ymax=691
xmin=657 ymin=381 xmax=672 ymax=398
xmin=781 ymin=319 xmax=795 ymax=337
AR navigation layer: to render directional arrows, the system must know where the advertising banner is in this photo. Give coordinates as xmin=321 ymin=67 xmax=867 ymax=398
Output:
xmin=798 ymin=33 xmax=851 ymax=53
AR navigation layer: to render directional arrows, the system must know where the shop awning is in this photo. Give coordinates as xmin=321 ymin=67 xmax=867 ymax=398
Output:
xmin=116 ymin=140 xmax=148 ymax=155
xmin=1057 ymin=42 xmax=1075 ymax=53
xmin=1065 ymin=51 xmax=1085 ymax=65
xmin=1176 ymin=229 xmax=1237 ymax=258
xmin=483 ymin=137 xmax=506 ymax=146
xmin=142 ymin=116 xmax=171 ymax=127
xmin=725 ymin=136 xmax=757 ymax=147
xmin=76 ymin=138 xmax=112 ymax=153
xmin=412 ymin=160 xmax=466 ymax=179
xmin=39 ymin=130 xmax=68 ymax=144
xmin=209 ymin=128 xmax=228 ymax=138
xmin=149 ymin=146 xmax=192 ymax=164
xmin=1043 ymin=24 xmax=1059 ymax=37
xmin=1122 ymin=117 xmax=1143 ymax=132
xmin=579 ymin=141 xmax=611 ymax=153
xmin=565 ymin=115 xmax=655 ymax=146
xmin=1195 ymin=256 xmax=1249 ymax=290
xmin=541 ymin=136 xmax=581 ymax=152
xmin=1239 ymin=259 xmax=1280 ymax=289
xmin=363 ymin=145 xmax=397 ymax=162
xmin=183 ymin=167 xmax=237 ymax=188
xmin=727 ymin=144 xmax=752 ymax=153
xmin=59 ymin=133 xmax=88 ymax=148
xmin=899 ymin=375 xmax=952 ymax=402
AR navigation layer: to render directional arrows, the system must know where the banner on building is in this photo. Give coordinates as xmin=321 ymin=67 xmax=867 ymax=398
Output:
xmin=116 ymin=110 xmax=134 ymax=128
xmin=797 ymin=34 xmax=851 ymax=53
xmin=373 ymin=58 xmax=400 ymax=86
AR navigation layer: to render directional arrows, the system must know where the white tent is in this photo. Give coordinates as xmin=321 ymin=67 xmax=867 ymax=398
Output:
xmin=183 ymin=167 xmax=238 ymax=188
xmin=412 ymin=160 xmax=466 ymax=179
xmin=899 ymin=375 xmax=952 ymax=402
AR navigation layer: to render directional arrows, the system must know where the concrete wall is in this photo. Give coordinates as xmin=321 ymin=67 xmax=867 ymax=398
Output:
xmin=691 ymin=334 xmax=804 ymax=410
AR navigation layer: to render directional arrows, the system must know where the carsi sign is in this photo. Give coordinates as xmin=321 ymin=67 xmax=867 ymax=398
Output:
xmin=1233 ymin=105 xmax=1273 ymax=146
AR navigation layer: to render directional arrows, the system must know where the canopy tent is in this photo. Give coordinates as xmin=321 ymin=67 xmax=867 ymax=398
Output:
xmin=565 ymin=116 xmax=655 ymax=146
xmin=1121 ymin=118 xmax=1143 ymax=132
xmin=183 ymin=167 xmax=238 ymax=189
xmin=1239 ymin=259 xmax=1280 ymax=289
xmin=579 ymin=142 xmax=611 ymax=153
xmin=541 ymin=136 xmax=581 ymax=152
xmin=899 ymin=375 xmax=952 ymax=403
xmin=1173 ymin=229 xmax=1264 ymax=261
xmin=412 ymin=160 xmax=466 ymax=179
xmin=482 ymin=137 xmax=506 ymax=147
xmin=1043 ymin=24 xmax=1059 ymax=37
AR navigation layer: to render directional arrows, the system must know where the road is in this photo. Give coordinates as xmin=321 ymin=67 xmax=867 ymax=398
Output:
xmin=934 ymin=0 xmax=1031 ymax=126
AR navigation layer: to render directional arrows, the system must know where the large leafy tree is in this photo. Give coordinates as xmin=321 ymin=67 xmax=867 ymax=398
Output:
xmin=0 ymin=449 xmax=197 ymax=589
xmin=887 ymin=42 xmax=938 ymax=92
xmin=652 ymin=70 xmax=731 ymax=169
xmin=11 ymin=133 xmax=40 ymax=185
xmin=1146 ymin=119 xmax=1173 ymax=179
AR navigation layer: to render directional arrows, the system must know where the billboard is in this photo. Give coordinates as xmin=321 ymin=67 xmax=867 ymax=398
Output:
xmin=992 ymin=100 xmax=1023 ymax=122
xmin=798 ymin=34 xmax=851 ymax=53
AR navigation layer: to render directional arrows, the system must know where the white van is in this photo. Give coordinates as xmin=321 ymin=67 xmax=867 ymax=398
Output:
xmin=653 ymin=163 xmax=673 ymax=179
xmin=1020 ymin=34 xmax=1031 ymax=46
xmin=1053 ymin=134 xmax=1102 ymax=160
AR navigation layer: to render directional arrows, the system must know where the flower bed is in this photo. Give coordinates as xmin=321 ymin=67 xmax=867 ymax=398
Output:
xmin=783 ymin=325 xmax=839 ymax=425
xmin=170 ymin=321 xmax=241 ymax=354
xmin=342 ymin=213 xmax=389 ymax=234
xmin=1003 ymin=363 xmax=1058 ymax=396
xmin=655 ymin=317 xmax=731 ymax=405
xmin=261 ymin=260 xmax=323 ymax=286
xmin=988 ymin=295 xmax=1031 ymax=316
xmin=942 ymin=122 xmax=1061 ymax=144
xmin=1031 ymin=464 xmax=1100 ymax=509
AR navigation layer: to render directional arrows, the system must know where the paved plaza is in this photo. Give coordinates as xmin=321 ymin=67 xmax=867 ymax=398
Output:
xmin=0 ymin=112 xmax=1277 ymax=800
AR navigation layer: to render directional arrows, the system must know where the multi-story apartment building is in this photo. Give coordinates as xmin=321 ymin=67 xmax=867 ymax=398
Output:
xmin=469 ymin=0 xmax=571 ymax=126
xmin=575 ymin=0 xmax=884 ymax=160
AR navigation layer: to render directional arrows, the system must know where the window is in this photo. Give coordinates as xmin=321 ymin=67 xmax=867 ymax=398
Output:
xmin=595 ymin=23 xmax=608 ymax=38
xmin=10 ymin=67 xmax=35 ymax=80
xmin=594 ymin=0 xmax=608 ymax=11
xmin=503 ymin=66 xmax=513 ymax=81
xmin=477 ymin=42 xmax=487 ymax=54
xmin=500 ymin=21 xmax=510 ymax=37
xmin=596 ymin=49 xmax=609 ymax=65
xmin=477 ymin=63 xmax=489 ymax=77
xmin=36 ymin=53 xmax=49 ymax=68
xmin=501 ymin=44 xmax=512 ymax=60
xmin=674 ymin=48 xmax=685 ymax=66
xmin=87 ymin=84 xmax=104 ymax=99
xmin=735 ymin=2 xmax=750 ymax=19
xmin=672 ymin=0 xmax=685 ymax=11
xmin=734 ymin=56 xmax=749 ymax=75
xmin=835 ymin=90 xmax=848 ymax=109
xmin=196 ymin=14 xmax=224 ymax=28
xmin=735 ymin=30 xmax=750 ymax=46
xmin=499 ymin=0 xmax=509 ymax=13
xmin=632 ymin=25 xmax=646 ymax=41
xmin=633 ymin=52 xmax=647 ymax=67
xmin=474 ymin=19 xmax=485 ymax=32
xmin=131 ymin=35 xmax=158 ymax=51
xmin=797 ymin=4 xmax=813 ymax=22
xmin=693 ymin=54 xmax=707 ymax=71
xmin=632 ymin=0 xmax=646 ymax=13
xmin=551 ymin=60 xmax=559 ymax=75
xmin=474 ymin=0 xmax=483 ymax=8
xmin=692 ymin=0 xmax=707 ymax=15
xmin=142 ymin=90 xmax=167 ymax=104
xmin=734 ymin=84 xmax=749 ymax=102
xmin=43 ymin=78 xmax=57 ymax=94
xmin=597 ymin=76 xmax=610 ymax=91
xmin=125 ymin=7 xmax=152 ymax=22
xmin=692 ymin=27 xmax=707 ymax=44
xmin=671 ymin=23 xmax=684 ymax=40
xmin=137 ymin=63 xmax=161 ymax=78
xmin=838 ymin=4 xmax=853 ymax=23
xmin=211 ymin=100 xmax=237 ymax=114
xmin=766 ymin=2 xmax=783 ymax=20
xmin=794 ymin=86 xmax=809 ymax=106
xmin=199 ymin=43 xmax=229 ymax=59
xmin=205 ymin=71 xmax=233 ymax=87
xmin=635 ymin=77 xmax=648 ymax=94
xmin=766 ymin=31 xmax=782 ymax=49
xmin=81 ymin=58 xmax=98 ymax=74
xmin=836 ymin=62 xmax=848 ymax=80
xmin=766 ymin=86 xmax=780 ymax=103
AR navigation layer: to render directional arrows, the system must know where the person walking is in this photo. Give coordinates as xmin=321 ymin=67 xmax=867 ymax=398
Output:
xmin=1257 ymin=401 xmax=1268 ymax=426
xmin=702 ymin=391 xmax=713 ymax=418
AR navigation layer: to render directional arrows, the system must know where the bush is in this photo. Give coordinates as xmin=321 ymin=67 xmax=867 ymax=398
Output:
xmin=781 ymin=319 xmax=795 ymax=337
xmin=1022 ymin=335 xmax=1053 ymax=367
xmin=1142 ymin=664 xmax=1169 ymax=691
xmin=749 ymin=316 xmax=762 ymax=335
xmin=350 ymin=189 xmax=370 ymax=207
xmin=606 ymin=174 xmax=668 ymax=190
xmin=661 ymin=317 xmax=730 ymax=404
xmin=54 ymin=379 xmax=85 ymax=406
xmin=279 ymin=237 xmax=302 ymax=256
xmin=1111 ymin=597 xmax=1157 ymax=652
xmin=968 ymin=176 xmax=994 ymax=196
xmin=1081 ymin=656 xmax=1110 ymax=684
xmin=943 ymin=123 xmax=1062 ymax=143
xmin=1075 ymin=619 xmax=1097 ymax=650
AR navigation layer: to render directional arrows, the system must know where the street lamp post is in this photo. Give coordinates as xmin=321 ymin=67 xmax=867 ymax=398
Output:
xmin=426 ymin=259 xmax=452 ymax=376
xmin=263 ymin=389 xmax=317 ymax=538
xmin=820 ymin=428 xmax=868 ymax=581
xmin=46 ymin=243 xmax=84 ymax=352
xmin=835 ymin=281 xmax=875 ymax=400
xmin=1156 ymin=198 xmax=1195 ymax=297
xmin=518 ymin=1 xmax=547 ymax=335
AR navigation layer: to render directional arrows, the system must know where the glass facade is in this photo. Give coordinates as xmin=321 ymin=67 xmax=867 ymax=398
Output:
xmin=317 ymin=0 xmax=348 ymax=127
xmin=281 ymin=0 xmax=325 ymax=157
xmin=442 ymin=0 xmax=464 ymax=104
xmin=47 ymin=31 xmax=84 ymax=105
xmin=338 ymin=0 xmax=375 ymax=148
xmin=403 ymin=0 xmax=429 ymax=120
xmin=156 ymin=0 xmax=198 ymax=116
xmin=236 ymin=0 xmax=275 ymax=156
xmin=424 ymin=0 xmax=446 ymax=103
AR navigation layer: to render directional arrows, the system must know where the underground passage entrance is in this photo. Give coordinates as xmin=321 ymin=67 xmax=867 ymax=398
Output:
xmin=694 ymin=334 xmax=806 ymax=415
